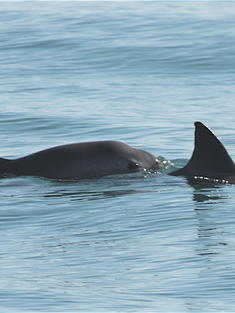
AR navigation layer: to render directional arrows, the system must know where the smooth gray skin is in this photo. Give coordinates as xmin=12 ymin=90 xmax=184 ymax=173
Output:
xmin=0 ymin=141 xmax=161 ymax=180
xmin=170 ymin=122 xmax=235 ymax=184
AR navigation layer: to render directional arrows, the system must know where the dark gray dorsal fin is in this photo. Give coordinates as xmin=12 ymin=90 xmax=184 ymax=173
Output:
xmin=0 ymin=157 xmax=11 ymax=175
xmin=170 ymin=122 xmax=235 ymax=176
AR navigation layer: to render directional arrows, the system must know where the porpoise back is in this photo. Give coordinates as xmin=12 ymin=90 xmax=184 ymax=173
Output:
xmin=0 ymin=140 xmax=160 ymax=180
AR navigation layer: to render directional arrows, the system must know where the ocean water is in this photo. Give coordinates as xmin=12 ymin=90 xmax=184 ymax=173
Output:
xmin=1 ymin=1 xmax=235 ymax=312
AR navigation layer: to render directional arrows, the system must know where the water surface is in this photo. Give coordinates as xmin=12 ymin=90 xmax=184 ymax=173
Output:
xmin=1 ymin=2 xmax=235 ymax=312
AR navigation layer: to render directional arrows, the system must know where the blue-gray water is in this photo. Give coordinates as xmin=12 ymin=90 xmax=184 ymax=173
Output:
xmin=1 ymin=2 xmax=235 ymax=312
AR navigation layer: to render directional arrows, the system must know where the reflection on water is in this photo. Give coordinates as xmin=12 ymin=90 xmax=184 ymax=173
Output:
xmin=186 ymin=178 xmax=230 ymax=204
xmin=43 ymin=188 xmax=142 ymax=201
xmin=192 ymin=193 xmax=225 ymax=203
xmin=181 ymin=177 xmax=232 ymax=259
xmin=41 ymin=174 xmax=150 ymax=200
xmin=190 ymin=182 xmax=230 ymax=258
xmin=195 ymin=223 xmax=228 ymax=257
